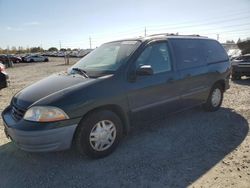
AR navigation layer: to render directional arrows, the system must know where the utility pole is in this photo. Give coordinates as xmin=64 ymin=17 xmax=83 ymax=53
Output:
xmin=59 ymin=40 xmax=61 ymax=50
xmin=216 ymin=34 xmax=220 ymax=41
xmin=40 ymin=41 xmax=43 ymax=53
xmin=144 ymin=27 xmax=147 ymax=37
xmin=7 ymin=45 xmax=10 ymax=61
xmin=89 ymin=37 xmax=92 ymax=49
xmin=6 ymin=45 xmax=12 ymax=67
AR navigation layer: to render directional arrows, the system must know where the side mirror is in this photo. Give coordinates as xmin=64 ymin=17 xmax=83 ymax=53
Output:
xmin=136 ymin=65 xmax=153 ymax=76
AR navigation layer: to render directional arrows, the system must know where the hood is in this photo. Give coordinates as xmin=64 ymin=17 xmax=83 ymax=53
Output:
xmin=12 ymin=73 xmax=94 ymax=109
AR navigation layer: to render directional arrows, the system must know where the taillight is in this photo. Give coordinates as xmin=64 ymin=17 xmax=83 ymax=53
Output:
xmin=0 ymin=64 xmax=5 ymax=72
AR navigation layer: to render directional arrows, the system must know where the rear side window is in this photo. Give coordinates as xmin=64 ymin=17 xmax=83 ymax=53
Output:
xmin=170 ymin=39 xmax=205 ymax=70
xmin=205 ymin=40 xmax=228 ymax=63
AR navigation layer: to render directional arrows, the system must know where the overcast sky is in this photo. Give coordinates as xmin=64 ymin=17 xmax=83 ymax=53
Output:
xmin=0 ymin=0 xmax=249 ymax=49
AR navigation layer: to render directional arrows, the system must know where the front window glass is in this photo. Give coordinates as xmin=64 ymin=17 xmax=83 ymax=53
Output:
xmin=71 ymin=41 xmax=140 ymax=75
xmin=135 ymin=42 xmax=172 ymax=74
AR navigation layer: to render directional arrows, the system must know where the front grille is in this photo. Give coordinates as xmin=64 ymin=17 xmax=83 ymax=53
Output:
xmin=11 ymin=105 xmax=25 ymax=121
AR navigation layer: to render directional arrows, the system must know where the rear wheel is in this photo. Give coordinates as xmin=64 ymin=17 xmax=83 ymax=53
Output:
xmin=75 ymin=110 xmax=123 ymax=158
xmin=29 ymin=59 xmax=34 ymax=63
xmin=203 ymin=84 xmax=223 ymax=112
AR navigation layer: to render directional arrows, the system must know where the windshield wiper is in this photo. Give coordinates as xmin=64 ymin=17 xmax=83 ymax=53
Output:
xmin=72 ymin=68 xmax=89 ymax=78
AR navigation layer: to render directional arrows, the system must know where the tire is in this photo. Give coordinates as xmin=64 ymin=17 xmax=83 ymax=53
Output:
xmin=74 ymin=110 xmax=123 ymax=159
xmin=44 ymin=58 xmax=48 ymax=62
xmin=203 ymin=84 xmax=223 ymax=112
xmin=30 ymin=59 xmax=34 ymax=63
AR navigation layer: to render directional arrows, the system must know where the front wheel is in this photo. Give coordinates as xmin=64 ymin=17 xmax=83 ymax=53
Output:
xmin=203 ymin=84 xmax=223 ymax=112
xmin=74 ymin=110 xmax=123 ymax=158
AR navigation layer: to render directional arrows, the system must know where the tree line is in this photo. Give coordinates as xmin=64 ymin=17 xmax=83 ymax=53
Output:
xmin=0 ymin=46 xmax=80 ymax=54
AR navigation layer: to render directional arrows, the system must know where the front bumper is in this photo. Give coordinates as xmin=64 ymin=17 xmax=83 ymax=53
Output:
xmin=232 ymin=65 xmax=250 ymax=76
xmin=2 ymin=106 xmax=80 ymax=152
xmin=4 ymin=124 xmax=77 ymax=152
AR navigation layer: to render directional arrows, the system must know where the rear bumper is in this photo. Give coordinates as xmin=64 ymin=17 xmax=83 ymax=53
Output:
xmin=4 ymin=123 xmax=77 ymax=152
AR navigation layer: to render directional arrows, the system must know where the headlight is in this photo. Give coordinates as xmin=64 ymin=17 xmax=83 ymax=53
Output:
xmin=24 ymin=106 xmax=69 ymax=122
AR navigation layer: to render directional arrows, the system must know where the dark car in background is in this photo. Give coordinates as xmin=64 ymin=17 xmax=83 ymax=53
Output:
xmin=0 ymin=63 xmax=8 ymax=90
xmin=0 ymin=54 xmax=22 ymax=63
xmin=2 ymin=34 xmax=231 ymax=158
xmin=231 ymin=54 xmax=250 ymax=80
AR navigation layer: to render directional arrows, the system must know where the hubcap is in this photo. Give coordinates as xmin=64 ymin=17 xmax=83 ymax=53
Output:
xmin=89 ymin=120 xmax=116 ymax=151
xmin=211 ymin=88 xmax=221 ymax=107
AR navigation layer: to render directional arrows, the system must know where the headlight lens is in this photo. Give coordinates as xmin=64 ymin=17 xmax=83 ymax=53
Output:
xmin=24 ymin=106 xmax=69 ymax=122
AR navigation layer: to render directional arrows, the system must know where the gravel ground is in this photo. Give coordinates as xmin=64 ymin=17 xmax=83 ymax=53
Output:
xmin=0 ymin=58 xmax=249 ymax=188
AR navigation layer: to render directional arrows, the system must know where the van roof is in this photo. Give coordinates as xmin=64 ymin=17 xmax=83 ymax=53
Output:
xmin=109 ymin=33 xmax=211 ymax=43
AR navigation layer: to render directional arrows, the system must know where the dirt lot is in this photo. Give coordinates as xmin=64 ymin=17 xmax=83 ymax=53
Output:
xmin=0 ymin=58 xmax=249 ymax=188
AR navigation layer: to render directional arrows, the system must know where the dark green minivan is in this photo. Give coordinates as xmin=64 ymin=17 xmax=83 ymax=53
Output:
xmin=2 ymin=34 xmax=231 ymax=158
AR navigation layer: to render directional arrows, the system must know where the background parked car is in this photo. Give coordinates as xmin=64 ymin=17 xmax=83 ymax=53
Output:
xmin=231 ymin=54 xmax=250 ymax=80
xmin=0 ymin=63 xmax=8 ymax=90
xmin=0 ymin=54 xmax=22 ymax=63
xmin=23 ymin=55 xmax=49 ymax=62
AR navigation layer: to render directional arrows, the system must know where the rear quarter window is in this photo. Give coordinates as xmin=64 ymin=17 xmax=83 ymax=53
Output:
xmin=204 ymin=40 xmax=228 ymax=63
xmin=170 ymin=39 xmax=205 ymax=70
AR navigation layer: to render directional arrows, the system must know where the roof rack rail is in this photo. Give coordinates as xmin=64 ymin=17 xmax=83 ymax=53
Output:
xmin=148 ymin=33 xmax=176 ymax=36
xmin=148 ymin=33 xmax=204 ymax=37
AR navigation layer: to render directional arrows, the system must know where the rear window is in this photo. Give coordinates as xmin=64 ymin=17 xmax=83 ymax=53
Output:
xmin=170 ymin=39 xmax=205 ymax=70
xmin=204 ymin=40 xmax=228 ymax=64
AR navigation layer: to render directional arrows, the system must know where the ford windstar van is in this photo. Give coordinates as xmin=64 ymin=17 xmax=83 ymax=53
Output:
xmin=2 ymin=34 xmax=231 ymax=158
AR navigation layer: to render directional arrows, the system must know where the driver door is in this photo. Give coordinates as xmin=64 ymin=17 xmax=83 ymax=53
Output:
xmin=126 ymin=41 xmax=182 ymax=120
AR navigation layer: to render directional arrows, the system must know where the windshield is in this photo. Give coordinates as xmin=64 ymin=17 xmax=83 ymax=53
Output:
xmin=70 ymin=40 xmax=141 ymax=76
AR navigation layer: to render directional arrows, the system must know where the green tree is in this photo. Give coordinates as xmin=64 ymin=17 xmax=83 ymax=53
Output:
xmin=60 ymin=48 xmax=67 ymax=52
xmin=48 ymin=47 xmax=58 ymax=52
xmin=11 ymin=46 xmax=17 ymax=54
xmin=17 ymin=46 xmax=25 ymax=54
xmin=30 ymin=47 xmax=43 ymax=53
xmin=226 ymin=40 xmax=235 ymax=44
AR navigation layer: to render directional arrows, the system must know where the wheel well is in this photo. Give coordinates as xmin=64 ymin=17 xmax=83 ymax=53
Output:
xmin=79 ymin=104 xmax=130 ymax=135
xmin=213 ymin=80 xmax=226 ymax=92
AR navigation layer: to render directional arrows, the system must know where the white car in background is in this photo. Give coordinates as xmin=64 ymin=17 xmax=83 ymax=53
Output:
xmin=24 ymin=55 xmax=49 ymax=62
